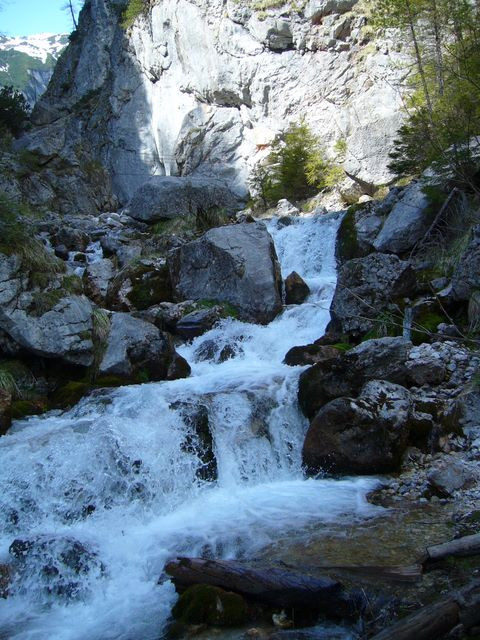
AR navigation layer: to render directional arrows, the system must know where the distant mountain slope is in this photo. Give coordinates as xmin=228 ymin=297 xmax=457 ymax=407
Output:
xmin=0 ymin=33 xmax=68 ymax=105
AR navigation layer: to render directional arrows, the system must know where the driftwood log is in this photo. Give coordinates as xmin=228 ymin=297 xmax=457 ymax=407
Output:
xmin=424 ymin=533 xmax=480 ymax=563
xmin=165 ymin=557 xmax=363 ymax=617
xmin=369 ymin=599 xmax=460 ymax=640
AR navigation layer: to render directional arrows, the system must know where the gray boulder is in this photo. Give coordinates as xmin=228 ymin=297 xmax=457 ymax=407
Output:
xmin=303 ymin=380 xmax=412 ymax=474
xmin=99 ymin=312 xmax=190 ymax=381
xmin=329 ymin=253 xmax=415 ymax=337
xmin=83 ymin=259 xmax=115 ymax=306
xmin=305 ymin=0 xmax=358 ymax=20
xmin=428 ymin=459 xmax=480 ymax=497
xmin=298 ymin=336 xmax=412 ymax=420
xmin=168 ymin=222 xmax=283 ymax=324
xmin=126 ymin=176 xmax=240 ymax=224
xmin=451 ymin=225 xmax=480 ymax=301
xmin=373 ymin=181 xmax=432 ymax=254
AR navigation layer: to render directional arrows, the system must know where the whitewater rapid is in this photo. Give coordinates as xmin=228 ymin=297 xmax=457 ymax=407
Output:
xmin=0 ymin=214 xmax=381 ymax=640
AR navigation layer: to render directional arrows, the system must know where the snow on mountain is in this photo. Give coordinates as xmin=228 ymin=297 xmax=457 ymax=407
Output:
xmin=0 ymin=33 xmax=68 ymax=64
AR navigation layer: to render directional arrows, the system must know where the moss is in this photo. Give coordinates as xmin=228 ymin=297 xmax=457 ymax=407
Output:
xmin=197 ymin=299 xmax=239 ymax=319
xmin=11 ymin=398 xmax=46 ymax=420
xmin=61 ymin=274 xmax=84 ymax=295
xmin=411 ymin=310 xmax=444 ymax=345
xmin=51 ymin=381 xmax=91 ymax=410
xmin=172 ymin=584 xmax=247 ymax=627
xmin=337 ymin=209 xmax=360 ymax=262
xmin=30 ymin=289 xmax=64 ymax=316
xmin=332 ymin=342 xmax=352 ymax=352
xmin=94 ymin=375 xmax=126 ymax=388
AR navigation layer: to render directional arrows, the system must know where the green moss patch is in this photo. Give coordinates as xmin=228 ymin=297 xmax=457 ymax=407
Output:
xmin=172 ymin=584 xmax=247 ymax=627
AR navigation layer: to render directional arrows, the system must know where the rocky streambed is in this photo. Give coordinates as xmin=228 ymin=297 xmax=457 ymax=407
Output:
xmin=0 ymin=176 xmax=479 ymax=639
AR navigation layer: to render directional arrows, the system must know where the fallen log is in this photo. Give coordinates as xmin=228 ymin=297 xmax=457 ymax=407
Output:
xmin=311 ymin=564 xmax=423 ymax=583
xmin=164 ymin=557 xmax=362 ymax=617
xmin=425 ymin=533 xmax=480 ymax=563
xmin=369 ymin=598 xmax=460 ymax=640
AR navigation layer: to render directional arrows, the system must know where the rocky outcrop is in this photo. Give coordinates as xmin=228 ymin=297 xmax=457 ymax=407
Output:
xmin=23 ymin=0 xmax=407 ymax=208
xmin=451 ymin=225 xmax=480 ymax=302
xmin=373 ymin=180 xmax=433 ymax=254
xmin=99 ymin=312 xmax=190 ymax=381
xmin=0 ymin=252 xmax=94 ymax=366
xmin=303 ymin=380 xmax=412 ymax=474
xmin=106 ymin=257 xmax=172 ymax=312
xmin=126 ymin=176 xmax=240 ymax=224
xmin=329 ymin=253 xmax=416 ymax=337
xmin=168 ymin=222 xmax=282 ymax=324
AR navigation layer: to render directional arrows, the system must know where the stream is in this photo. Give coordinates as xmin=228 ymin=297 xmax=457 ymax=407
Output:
xmin=0 ymin=213 xmax=383 ymax=640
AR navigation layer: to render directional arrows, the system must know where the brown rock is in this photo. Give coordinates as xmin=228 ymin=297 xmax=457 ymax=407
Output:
xmin=0 ymin=389 xmax=12 ymax=436
xmin=284 ymin=271 xmax=310 ymax=305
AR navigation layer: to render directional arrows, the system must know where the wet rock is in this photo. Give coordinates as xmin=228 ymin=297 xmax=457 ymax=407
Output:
xmin=0 ymin=389 xmax=12 ymax=436
xmin=373 ymin=180 xmax=433 ymax=254
xmin=285 ymin=271 xmax=310 ymax=305
xmin=107 ymin=257 xmax=172 ymax=312
xmin=83 ymin=258 xmax=115 ymax=305
xmin=172 ymin=583 xmax=247 ymax=626
xmin=0 ymin=564 xmax=10 ymax=598
xmin=9 ymin=535 xmax=104 ymax=601
xmin=126 ymin=176 xmax=240 ymax=224
xmin=99 ymin=312 xmax=190 ymax=381
xmin=428 ymin=460 xmax=480 ymax=497
xmin=303 ymin=380 xmax=412 ymax=474
xmin=284 ymin=344 xmax=342 ymax=367
xmin=168 ymin=222 xmax=283 ymax=324
xmin=329 ymin=253 xmax=415 ymax=337
xmin=52 ymin=227 xmax=89 ymax=252
xmin=175 ymin=306 xmax=223 ymax=339
xmin=298 ymin=337 xmax=412 ymax=420
xmin=172 ymin=401 xmax=217 ymax=481
xmin=275 ymin=199 xmax=300 ymax=217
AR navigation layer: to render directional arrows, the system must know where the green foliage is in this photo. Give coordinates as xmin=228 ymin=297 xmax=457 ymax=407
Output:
xmin=375 ymin=0 xmax=480 ymax=189
xmin=255 ymin=121 xmax=336 ymax=206
xmin=120 ymin=0 xmax=147 ymax=29
xmin=0 ymin=85 xmax=29 ymax=137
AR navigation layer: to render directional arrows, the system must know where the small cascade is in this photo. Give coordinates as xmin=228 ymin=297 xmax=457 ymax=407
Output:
xmin=0 ymin=213 xmax=382 ymax=640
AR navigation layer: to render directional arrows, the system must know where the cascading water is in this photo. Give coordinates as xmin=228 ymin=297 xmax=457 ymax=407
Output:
xmin=0 ymin=213 xmax=382 ymax=640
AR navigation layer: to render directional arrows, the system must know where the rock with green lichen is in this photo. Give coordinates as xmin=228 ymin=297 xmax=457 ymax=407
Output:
xmin=172 ymin=583 xmax=247 ymax=627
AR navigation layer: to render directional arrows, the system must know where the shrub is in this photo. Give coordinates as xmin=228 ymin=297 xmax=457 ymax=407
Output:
xmin=254 ymin=121 xmax=335 ymax=206
xmin=0 ymin=86 xmax=29 ymax=137
xmin=121 ymin=0 xmax=146 ymax=29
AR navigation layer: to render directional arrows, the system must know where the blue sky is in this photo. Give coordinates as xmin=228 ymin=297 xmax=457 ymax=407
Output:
xmin=1 ymin=0 xmax=81 ymax=36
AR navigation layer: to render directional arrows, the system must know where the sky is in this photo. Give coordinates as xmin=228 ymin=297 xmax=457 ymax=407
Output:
xmin=0 ymin=0 xmax=81 ymax=37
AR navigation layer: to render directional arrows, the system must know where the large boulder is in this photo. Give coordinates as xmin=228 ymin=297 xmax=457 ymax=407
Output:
xmin=298 ymin=337 xmax=412 ymax=420
xmin=167 ymin=222 xmax=283 ymax=324
xmin=450 ymin=225 xmax=480 ymax=302
xmin=126 ymin=177 xmax=240 ymax=224
xmin=0 ymin=253 xmax=94 ymax=366
xmin=373 ymin=180 xmax=432 ymax=254
xmin=285 ymin=271 xmax=310 ymax=305
xmin=329 ymin=253 xmax=416 ymax=337
xmin=303 ymin=380 xmax=412 ymax=474
xmin=99 ymin=312 xmax=190 ymax=381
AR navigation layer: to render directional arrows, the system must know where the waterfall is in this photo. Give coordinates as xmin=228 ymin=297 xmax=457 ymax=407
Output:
xmin=0 ymin=213 xmax=381 ymax=640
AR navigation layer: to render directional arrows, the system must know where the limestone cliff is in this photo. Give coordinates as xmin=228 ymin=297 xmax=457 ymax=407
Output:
xmin=23 ymin=0 xmax=408 ymax=209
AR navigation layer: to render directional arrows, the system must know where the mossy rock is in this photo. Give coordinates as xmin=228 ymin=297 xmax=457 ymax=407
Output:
xmin=337 ymin=208 xmax=360 ymax=263
xmin=172 ymin=584 xmax=247 ymax=627
xmin=50 ymin=381 xmax=91 ymax=410
xmin=197 ymin=299 xmax=239 ymax=319
xmin=94 ymin=375 xmax=127 ymax=388
xmin=11 ymin=398 xmax=47 ymax=420
xmin=411 ymin=303 xmax=445 ymax=345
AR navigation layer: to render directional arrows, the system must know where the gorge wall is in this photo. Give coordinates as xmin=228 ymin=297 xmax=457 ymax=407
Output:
xmin=22 ymin=0 xmax=408 ymax=211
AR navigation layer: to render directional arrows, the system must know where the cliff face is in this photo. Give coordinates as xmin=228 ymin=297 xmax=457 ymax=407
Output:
xmin=25 ymin=0 xmax=407 ymax=208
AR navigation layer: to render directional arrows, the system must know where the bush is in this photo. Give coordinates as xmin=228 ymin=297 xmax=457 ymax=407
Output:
xmin=121 ymin=0 xmax=146 ymax=29
xmin=253 ymin=121 xmax=334 ymax=207
xmin=0 ymin=86 xmax=29 ymax=137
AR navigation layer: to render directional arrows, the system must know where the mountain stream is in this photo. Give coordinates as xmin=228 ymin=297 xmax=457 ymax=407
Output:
xmin=0 ymin=214 xmax=383 ymax=640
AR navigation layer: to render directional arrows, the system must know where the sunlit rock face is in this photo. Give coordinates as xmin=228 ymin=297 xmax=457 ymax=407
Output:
xmin=30 ymin=0 xmax=407 ymax=206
